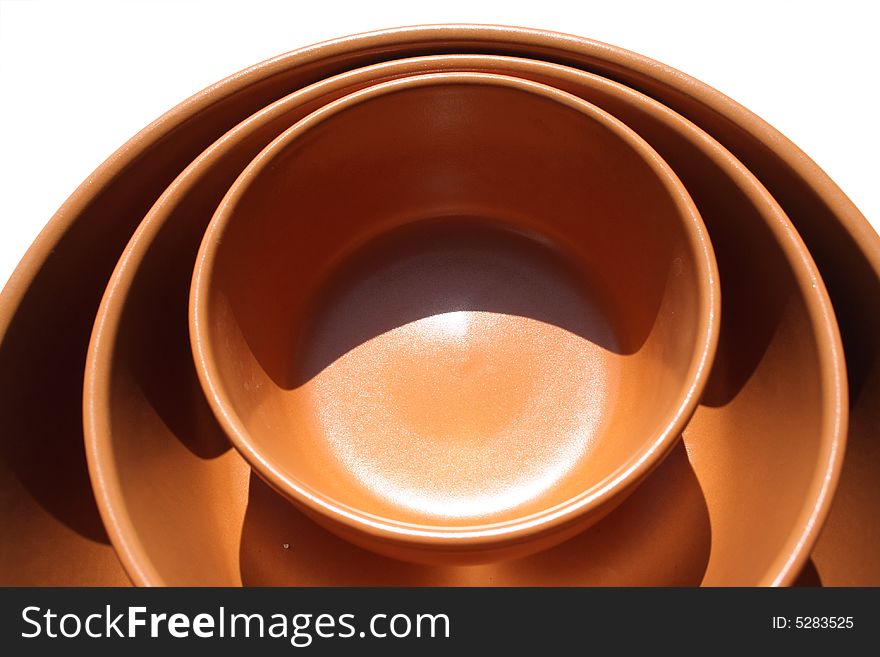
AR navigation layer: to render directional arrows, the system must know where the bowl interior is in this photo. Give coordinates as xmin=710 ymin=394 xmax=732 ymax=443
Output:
xmin=195 ymin=75 xmax=712 ymax=530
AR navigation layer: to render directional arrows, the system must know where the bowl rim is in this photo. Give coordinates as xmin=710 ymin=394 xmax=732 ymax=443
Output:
xmin=71 ymin=26 xmax=853 ymax=586
xmin=188 ymin=70 xmax=720 ymax=548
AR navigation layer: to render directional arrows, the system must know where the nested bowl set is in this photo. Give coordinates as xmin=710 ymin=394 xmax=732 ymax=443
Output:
xmin=2 ymin=26 xmax=876 ymax=586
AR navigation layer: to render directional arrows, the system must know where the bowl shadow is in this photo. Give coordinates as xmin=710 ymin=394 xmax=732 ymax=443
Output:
xmin=238 ymin=440 xmax=710 ymax=586
xmin=287 ymin=219 xmax=635 ymax=389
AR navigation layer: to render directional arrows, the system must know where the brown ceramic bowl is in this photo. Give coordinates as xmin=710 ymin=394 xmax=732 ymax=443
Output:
xmin=85 ymin=53 xmax=840 ymax=585
xmin=189 ymin=72 xmax=719 ymax=565
xmin=3 ymin=26 xmax=866 ymax=585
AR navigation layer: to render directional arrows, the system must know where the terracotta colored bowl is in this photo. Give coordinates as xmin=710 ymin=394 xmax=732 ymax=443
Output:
xmin=189 ymin=72 xmax=719 ymax=564
xmin=85 ymin=53 xmax=841 ymax=585
xmin=2 ymin=24 xmax=866 ymax=587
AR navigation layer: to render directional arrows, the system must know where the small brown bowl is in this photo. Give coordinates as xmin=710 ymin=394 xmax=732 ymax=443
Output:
xmin=189 ymin=71 xmax=719 ymax=564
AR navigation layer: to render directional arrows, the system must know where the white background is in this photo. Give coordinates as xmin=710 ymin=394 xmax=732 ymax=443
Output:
xmin=1 ymin=0 xmax=877 ymax=288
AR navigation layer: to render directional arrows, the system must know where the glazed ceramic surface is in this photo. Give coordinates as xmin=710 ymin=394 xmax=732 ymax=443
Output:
xmin=190 ymin=72 xmax=718 ymax=564
xmin=1 ymin=25 xmax=873 ymax=585
xmin=87 ymin=54 xmax=840 ymax=585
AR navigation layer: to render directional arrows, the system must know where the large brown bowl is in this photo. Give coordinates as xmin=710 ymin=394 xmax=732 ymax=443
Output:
xmin=86 ymin=54 xmax=840 ymax=585
xmin=189 ymin=71 xmax=719 ymax=565
xmin=1 ymin=25 xmax=872 ymax=585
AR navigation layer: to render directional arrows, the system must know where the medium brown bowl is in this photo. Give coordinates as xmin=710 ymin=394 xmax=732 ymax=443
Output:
xmin=189 ymin=72 xmax=719 ymax=564
xmin=85 ymin=53 xmax=841 ymax=585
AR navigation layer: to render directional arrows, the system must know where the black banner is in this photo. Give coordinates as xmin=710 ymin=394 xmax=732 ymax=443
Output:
xmin=0 ymin=588 xmax=875 ymax=653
